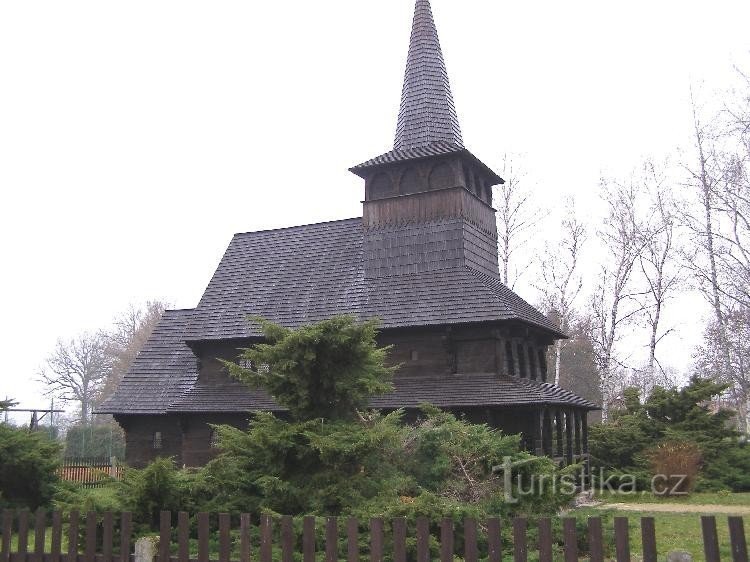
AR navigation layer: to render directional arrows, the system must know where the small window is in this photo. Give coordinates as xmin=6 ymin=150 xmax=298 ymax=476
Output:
xmin=517 ymin=343 xmax=527 ymax=378
xmin=238 ymin=359 xmax=253 ymax=369
xmin=410 ymin=350 xmax=419 ymax=361
xmin=153 ymin=431 xmax=163 ymax=450
xmin=505 ymin=341 xmax=515 ymax=376
xmin=258 ymin=363 xmax=270 ymax=374
xmin=528 ymin=347 xmax=537 ymax=380
xmin=210 ymin=429 xmax=220 ymax=449
xmin=538 ymin=349 xmax=548 ymax=382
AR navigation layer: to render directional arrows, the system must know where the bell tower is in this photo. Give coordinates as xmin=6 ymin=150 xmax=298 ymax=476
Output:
xmin=350 ymin=0 xmax=504 ymax=279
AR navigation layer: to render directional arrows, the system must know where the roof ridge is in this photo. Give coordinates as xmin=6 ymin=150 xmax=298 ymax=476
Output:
xmin=232 ymin=217 xmax=362 ymax=237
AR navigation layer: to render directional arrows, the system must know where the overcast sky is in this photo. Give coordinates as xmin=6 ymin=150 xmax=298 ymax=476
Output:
xmin=1 ymin=0 xmax=749 ymax=422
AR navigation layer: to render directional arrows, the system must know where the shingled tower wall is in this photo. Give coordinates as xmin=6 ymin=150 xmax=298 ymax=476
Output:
xmin=350 ymin=0 xmax=503 ymax=280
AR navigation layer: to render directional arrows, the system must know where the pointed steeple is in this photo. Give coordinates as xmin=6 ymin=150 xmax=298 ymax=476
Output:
xmin=394 ymin=0 xmax=463 ymax=150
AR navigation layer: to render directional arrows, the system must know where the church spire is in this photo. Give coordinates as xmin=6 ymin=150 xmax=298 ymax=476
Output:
xmin=394 ymin=0 xmax=463 ymax=150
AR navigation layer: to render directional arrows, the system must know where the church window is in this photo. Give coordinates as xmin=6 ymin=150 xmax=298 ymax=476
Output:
xmin=538 ymin=349 xmax=548 ymax=382
xmin=153 ymin=431 xmax=163 ymax=450
xmin=428 ymin=162 xmax=453 ymax=190
xmin=505 ymin=341 xmax=515 ymax=376
xmin=528 ymin=347 xmax=537 ymax=380
xmin=517 ymin=343 xmax=527 ymax=378
xmin=370 ymin=173 xmax=393 ymax=199
xmin=399 ymin=167 xmax=420 ymax=195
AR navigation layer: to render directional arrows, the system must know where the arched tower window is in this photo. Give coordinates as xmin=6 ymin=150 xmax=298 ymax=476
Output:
xmin=399 ymin=167 xmax=420 ymax=195
xmin=428 ymin=162 xmax=453 ymax=190
xmin=369 ymin=172 xmax=394 ymax=199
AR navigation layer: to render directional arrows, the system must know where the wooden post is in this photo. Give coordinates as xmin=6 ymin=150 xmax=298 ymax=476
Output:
xmin=102 ymin=512 xmax=113 ymax=562
xmin=261 ymin=515 xmax=273 ymax=562
xmin=1 ymin=510 xmax=12 ymax=562
xmin=177 ymin=512 xmax=189 ymax=562
xmin=555 ymin=410 xmax=564 ymax=459
xmin=197 ymin=513 xmax=209 ymax=562
xmin=159 ymin=512 xmax=171 ymax=562
xmin=68 ymin=511 xmax=79 ymax=562
xmin=33 ymin=509 xmax=46 ymax=562
xmin=85 ymin=512 xmax=96 ymax=562
xmin=120 ymin=513 xmax=132 ymax=562
xmin=302 ymin=516 xmax=315 ymax=562
xmin=532 ymin=409 xmax=543 ymax=456
xmin=219 ymin=514 xmax=231 ymax=562
xmin=51 ymin=511 xmax=62 ymax=562
xmin=393 ymin=518 xmax=407 ymax=562
xmin=565 ymin=410 xmax=574 ymax=465
xmin=346 ymin=518 xmax=359 ymax=562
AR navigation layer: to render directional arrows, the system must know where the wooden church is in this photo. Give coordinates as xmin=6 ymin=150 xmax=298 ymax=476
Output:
xmin=99 ymin=0 xmax=598 ymax=468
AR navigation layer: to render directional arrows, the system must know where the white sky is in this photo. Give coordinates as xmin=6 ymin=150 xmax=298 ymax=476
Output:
xmin=1 ymin=0 xmax=749 ymax=421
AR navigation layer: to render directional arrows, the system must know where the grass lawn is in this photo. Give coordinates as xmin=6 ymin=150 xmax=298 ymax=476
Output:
xmin=595 ymin=490 xmax=750 ymax=506
xmin=571 ymin=493 xmax=750 ymax=562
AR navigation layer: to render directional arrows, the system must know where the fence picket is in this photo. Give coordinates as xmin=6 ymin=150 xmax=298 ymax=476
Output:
xmin=18 ymin=511 xmax=29 ymax=559
xmin=1 ymin=510 xmax=12 ymax=562
xmin=728 ymin=516 xmax=748 ymax=562
xmin=260 ymin=515 xmax=273 ymax=562
xmin=325 ymin=517 xmax=338 ymax=562
xmin=641 ymin=517 xmax=657 ymax=562
xmin=178 ymin=512 xmax=189 ymax=562
xmin=486 ymin=518 xmax=501 ymax=562
xmin=240 ymin=514 xmax=252 ymax=562
xmin=393 ymin=518 xmax=406 ymax=562
xmin=440 ymin=519 xmax=453 ymax=562
xmin=51 ymin=511 xmax=62 ymax=562
xmin=219 ymin=513 xmax=231 ymax=562
xmin=102 ymin=512 xmax=113 ymax=562
xmin=120 ymin=513 xmax=132 ymax=562
xmin=416 ymin=518 xmax=430 ymax=562
xmin=197 ymin=513 xmax=209 ymax=562
xmin=563 ymin=518 xmax=578 ymax=562
xmin=281 ymin=516 xmax=293 ymax=562
xmin=702 ymin=516 xmax=721 ymax=562
xmin=159 ymin=512 xmax=171 ymax=562
xmin=588 ymin=516 xmax=604 ymax=562
xmin=614 ymin=517 xmax=630 ymax=562
xmin=85 ymin=512 xmax=96 ymax=562
xmin=302 ymin=517 xmax=315 ymax=562
xmin=347 ymin=518 xmax=358 ymax=562
xmin=370 ymin=518 xmax=383 ymax=562
xmin=512 ymin=518 xmax=527 ymax=562
xmin=538 ymin=518 xmax=552 ymax=562
xmin=68 ymin=511 xmax=79 ymax=562
xmin=464 ymin=518 xmax=478 ymax=562
xmin=33 ymin=509 xmax=45 ymax=562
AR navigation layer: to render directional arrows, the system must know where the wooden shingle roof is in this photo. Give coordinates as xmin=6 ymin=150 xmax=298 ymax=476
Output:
xmin=395 ymin=0 xmax=463 ymax=150
xmin=182 ymin=218 xmax=563 ymax=342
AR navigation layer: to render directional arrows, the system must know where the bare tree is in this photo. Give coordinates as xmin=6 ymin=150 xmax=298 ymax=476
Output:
xmin=636 ymin=161 xmax=685 ymax=386
xmin=38 ymin=332 xmax=113 ymax=424
xmin=99 ymin=300 xmax=168 ymax=404
xmin=494 ymin=154 xmax=545 ymax=288
xmin=537 ymin=198 xmax=586 ymax=384
xmin=589 ymin=177 xmax=648 ymax=412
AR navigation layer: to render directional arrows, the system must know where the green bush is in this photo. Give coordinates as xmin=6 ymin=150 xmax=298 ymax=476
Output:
xmin=0 ymin=423 xmax=62 ymax=509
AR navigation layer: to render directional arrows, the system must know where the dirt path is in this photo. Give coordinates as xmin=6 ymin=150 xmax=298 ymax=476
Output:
xmin=600 ymin=503 xmax=750 ymax=515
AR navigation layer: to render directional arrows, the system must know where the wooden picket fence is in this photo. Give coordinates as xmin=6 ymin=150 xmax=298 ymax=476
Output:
xmin=57 ymin=458 xmax=123 ymax=488
xmin=0 ymin=510 xmax=748 ymax=562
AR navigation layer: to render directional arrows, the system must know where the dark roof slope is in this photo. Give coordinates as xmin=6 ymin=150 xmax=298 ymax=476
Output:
xmin=395 ymin=0 xmax=463 ymax=149
xmin=183 ymin=218 xmax=563 ymax=341
xmin=167 ymin=373 xmax=598 ymax=413
xmin=98 ymin=308 xmax=592 ymax=416
xmin=97 ymin=309 xmax=198 ymax=415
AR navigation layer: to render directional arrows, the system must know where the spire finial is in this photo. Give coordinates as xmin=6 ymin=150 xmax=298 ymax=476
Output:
xmin=394 ymin=0 xmax=463 ymax=150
